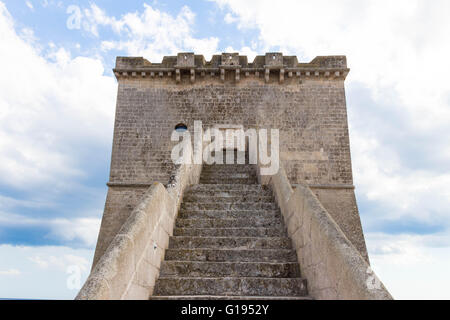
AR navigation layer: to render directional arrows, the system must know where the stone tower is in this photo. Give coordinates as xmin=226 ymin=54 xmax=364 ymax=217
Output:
xmin=79 ymin=52 xmax=391 ymax=300
xmin=94 ymin=52 xmax=367 ymax=264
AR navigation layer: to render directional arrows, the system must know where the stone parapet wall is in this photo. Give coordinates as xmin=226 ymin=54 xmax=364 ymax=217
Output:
xmin=77 ymin=161 xmax=201 ymax=300
xmin=92 ymin=186 xmax=149 ymax=267
xmin=309 ymin=186 xmax=368 ymax=262
xmin=264 ymin=164 xmax=392 ymax=300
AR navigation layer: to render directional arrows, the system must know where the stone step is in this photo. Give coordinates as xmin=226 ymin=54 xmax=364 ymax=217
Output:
xmin=151 ymin=162 xmax=309 ymax=299
xmin=183 ymin=194 xmax=274 ymax=203
xmin=150 ymin=295 xmax=312 ymax=300
xmin=168 ymin=236 xmax=292 ymax=250
xmin=145 ymin=164 xmax=176 ymax=169
xmin=176 ymin=218 xmax=283 ymax=229
xmin=188 ymin=184 xmax=270 ymax=192
xmin=153 ymin=277 xmax=308 ymax=297
xmin=180 ymin=202 xmax=278 ymax=211
xmin=203 ymin=164 xmax=255 ymax=169
xmin=201 ymin=172 xmax=256 ymax=179
xmin=173 ymin=227 xmax=286 ymax=237
xmin=200 ymin=172 xmax=256 ymax=177
xmin=203 ymin=157 xmax=251 ymax=163
xmin=199 ymin=178 xmax=258 ymax=185
xmin=178 ymin=209 xmax=280 ymax=219
xmin=184 ymin=189 xmax=273 ymax=198
xmin=164 ymin=248 xmax=298 ymax=262
xmin=145 ymin=159 xmax=172 ymax=163
xmin=142 ymin=160 xmax=173 ymax=165
xmin=201 ymin=170 xmax=256 ymax=177
xmin=159 ymin=261 xmax=301 ymax=278
xmin=199 ymin=177 xmax=258 ymax=183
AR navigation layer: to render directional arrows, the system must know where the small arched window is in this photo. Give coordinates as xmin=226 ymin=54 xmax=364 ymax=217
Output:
xmin=175 ymin=123 xmax=188 ymax=132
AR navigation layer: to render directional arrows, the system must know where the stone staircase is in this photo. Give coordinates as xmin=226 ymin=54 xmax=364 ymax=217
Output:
xmin=152 ymin=154 xmax=309 ymax=299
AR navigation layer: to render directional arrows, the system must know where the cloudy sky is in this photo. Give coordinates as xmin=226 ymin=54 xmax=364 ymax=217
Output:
xmin=0 ymin=0 xmax=449 ymax=299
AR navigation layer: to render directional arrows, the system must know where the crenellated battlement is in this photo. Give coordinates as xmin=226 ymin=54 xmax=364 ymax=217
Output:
xmin=114 ymin=53 xmax=349 ymax=83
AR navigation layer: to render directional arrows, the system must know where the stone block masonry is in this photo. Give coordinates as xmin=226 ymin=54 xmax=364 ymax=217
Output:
xmin=93 ymin=52 xmax=368 ymax=269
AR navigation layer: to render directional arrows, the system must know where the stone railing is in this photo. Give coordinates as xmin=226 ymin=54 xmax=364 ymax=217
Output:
xmin=76 ymin=159 xmax=201 ymax=300
xmin=258 ymin=164 xmax=392 ymax=300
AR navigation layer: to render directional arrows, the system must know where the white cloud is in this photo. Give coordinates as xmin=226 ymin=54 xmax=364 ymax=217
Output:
xmin=0 ymin=268 xmax=21 ymax=276
xmin=367 ymin=232 xmax=450 ymax=299
xmin=0 ymin=245 xmax=93 ymax=299
xmin=223 ymin=12 xmax=236 ymax=24
xmin=213 ymin=0 xmax=450 ymax=224
xmin=0 ymin=5 xmax=224 ymax=194
xmin=351 ymin=133 xmax=450 ymax=221
xmin=0 ymin=2 xmax=224 ymax=194
xmin=39 ymin=0 xmax=62 ymax=9
xmin=82 ymin=4 xmax=220 ymax=61
xmin=48 ymin=218 xmax=101 ymax=247
xmin=0 ymin=210 xmax=101 ymax=247
xmin=28 ymin=255 xmax=49 ymax=269
xmin=224 ymin=45 xmax=258 ymax=61
xmin=29 ymin=253 xmax=89 ymax=272
xmin=0 ymin=2 xmax=116 ymax=191
xmin=0 ymin=194 xmax=54 ymax=209
xmin=213 ymin=0 xmax=450 ymax=127
xmin=25 ymin=1 xmax=33 ymax=10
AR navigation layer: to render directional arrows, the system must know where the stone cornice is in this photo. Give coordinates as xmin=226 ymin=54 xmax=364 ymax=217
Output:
xmin=113 ymin=52 xmax=350 ymax=83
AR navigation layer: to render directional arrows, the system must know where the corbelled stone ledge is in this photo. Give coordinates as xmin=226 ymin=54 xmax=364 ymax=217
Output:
xmin=113 ymin=52 xmax=350 ymax=83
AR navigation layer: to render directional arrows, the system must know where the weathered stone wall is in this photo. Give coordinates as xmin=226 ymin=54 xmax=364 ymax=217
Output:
xmin=109 ymin=78 xmax=352 ymax=185
xmin=93 ymin=53 xmax=368 ymax=266
xmin=266 ymin=164 xmax=391 ymax=300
